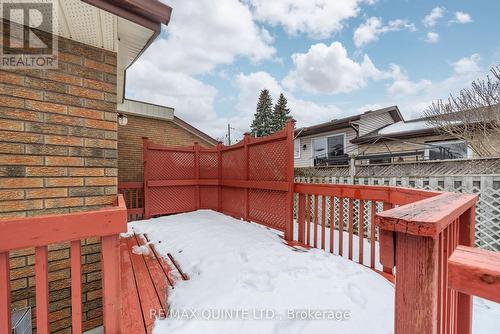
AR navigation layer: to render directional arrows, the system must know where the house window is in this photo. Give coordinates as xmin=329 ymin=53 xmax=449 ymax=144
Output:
xmin=294 ymin=139 xmax=300 ymax=158
xmin=424 ymin=140 xmax=472 ymax=160
xmin=312 ymin=134 xmax=346 ymax=165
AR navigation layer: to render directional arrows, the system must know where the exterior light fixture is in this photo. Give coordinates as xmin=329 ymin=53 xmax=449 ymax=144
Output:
xmin=118 ymin=113 xmax=128 ymax=126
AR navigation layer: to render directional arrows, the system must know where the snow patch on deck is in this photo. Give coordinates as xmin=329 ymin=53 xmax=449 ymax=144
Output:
xmin=129 ymin=210 xmax=500 ymax=334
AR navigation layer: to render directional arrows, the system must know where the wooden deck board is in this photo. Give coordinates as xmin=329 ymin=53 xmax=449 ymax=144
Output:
xmin=120 ymin=233 xmax=188 ymax=334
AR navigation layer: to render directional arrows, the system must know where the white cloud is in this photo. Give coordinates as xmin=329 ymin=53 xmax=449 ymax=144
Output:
xmin=451 ymin=11 xmax=472 ymax=24
xmin=246 ymin=0 xmax=373 ymax=39
xmin=136 ymin=0 xmax=275 ymax=76
xmin=450 ymin=54 xmax=481 ymax=74
xmin=387 ymin=65 xmax=432 ymax=96
xmin=424 ymin=31 xmax=440 ymax=43
xmin=126 ymin=61 xmax=224 ymax=134
xmin=235 ymin=72 xmax=343 ymax=129
xmin=422 ymin=7 xmax=445 ymax=27
xmin=353 ymin=17 xmax=416 ymax=47
xmin=283 ymin=41 xmax=387 ymax=95
xmin=125 ymin=0 xmax=279 ymax=138
xmin=361 ymin=54 xmax=484 ymax=119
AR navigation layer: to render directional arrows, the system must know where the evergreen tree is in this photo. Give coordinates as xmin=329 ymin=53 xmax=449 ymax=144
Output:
xmin=250 ymin=89 xmax=273 ymax=137
xmin=271 ymin=93 xmax=292 ymax=132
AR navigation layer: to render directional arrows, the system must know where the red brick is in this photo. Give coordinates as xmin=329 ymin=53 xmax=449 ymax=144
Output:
xmin=84 ymin=195 xmax=114 ymax=206
xmin=25 ymin=167 xmax=66 ymax=176
xmin=0 ymin=95 xmax=24 ymax=108
xmin=0 ymin=155 xmax=43 ymax=165
xmin=84 ymin=177 xmax=117 ymax=186
xmin=44 ymin=113 xmax=84 ymax=127
xmin=83 ymin=79 xmax=115 ymax=94
xmin=45 ymin=197 xmax=83 ymax=209
xmin=57 ymin=51 xmax=83 ymax=65
xmin=45 ymin=135 xmax=83 ymax=147
xmin=0 ymin=143 xmax=24 ymax=154
xmin=84 ymin=138 xmax=116 ymax=149
xmin=46 ymin=71 xmax=82 ymax=86
xmin=45 ymin=156 xmax=84 ymax=166
xmin=0 ymin=190 xmax=24 ymax=200
xmin=0 ymin=131 xmax=43 ymax=144
xmin=45 ymin=177 xmax=84 ymax=187
xmin=0 ymin=83 xmax=43 ymax=100
xmin=0 ymin=178 xmax=43 ymax=189
xmin=0 ymin=107 xmax=42 ymax=121
xmin=25 ymin=100 xmax=67 ymax=114
xmin=0 ymin=119 xmax=23 ymax=131
xmin=84 ymin=59 xmax=116 ymax=74
xmin=67 ymin=107 xmax=103 ymax=120
xmin=26 ymin=188 xmax=67 ymax=199
xmin=69 ymin=168 xmax=104 ymax=177
xmin=69 ymin=86 xmax=104 ymax=100
xmin=0 ymin=72 xmax=24 ymax=85
xmin=0 ymin=199 xmax=43 ymax=212
xmin=85 ymin=119 xmax=116 ymax=131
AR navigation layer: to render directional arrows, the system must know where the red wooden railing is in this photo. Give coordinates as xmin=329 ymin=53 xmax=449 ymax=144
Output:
xmin=115 ymin=126 xmax=500 ymax=334
xmin=118 ymin=182 xmax=144 ymax=221
xmin=0 ymin=195 xmax=127 ymax=334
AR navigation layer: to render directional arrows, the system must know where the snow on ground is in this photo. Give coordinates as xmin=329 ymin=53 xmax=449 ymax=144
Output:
xmin=128 ymin=210 xmax=500 ymax=334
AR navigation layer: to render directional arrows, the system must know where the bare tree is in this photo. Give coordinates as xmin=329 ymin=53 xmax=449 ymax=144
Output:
xmin=423 ymin=65 xmax=500 ymax=157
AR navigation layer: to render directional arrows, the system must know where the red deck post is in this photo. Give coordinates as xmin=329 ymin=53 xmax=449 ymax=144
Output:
xmin=102 ymin=234 xmax=122 ymax=334
xmin=284 ymin=120 xmax=295 ymax=241
xmin=0 ymin=252 xmax=11 ymax=334
xmin=71 ymin=240 xmax=83 ymax=333
xmin=142 ymin=137 xmax=151 ymax=219
xmin=377 ymin=192 xmax=478 ymax=334
xmin=35 ymin=246 xmax=49 ymax=334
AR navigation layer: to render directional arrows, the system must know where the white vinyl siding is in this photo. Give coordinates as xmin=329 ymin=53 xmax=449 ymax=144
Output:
xmin=294 ymin=128 xmax=358 ymax=168
xmin=358 ymin=111 xmax=394 ymax=136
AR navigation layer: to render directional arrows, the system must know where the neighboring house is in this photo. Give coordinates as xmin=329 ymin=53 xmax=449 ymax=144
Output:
xmin=294 ymin=106 xmax=403 ymax=167
xmin=117 ymin=99 xmax=218 ymax=182
xmin=0 ymin=0 xmax=171 ymax=332
xmin=352 ymin=118 xmax=475 ymax=164
xmin=294 ymin=105 xmax=500 ymax=167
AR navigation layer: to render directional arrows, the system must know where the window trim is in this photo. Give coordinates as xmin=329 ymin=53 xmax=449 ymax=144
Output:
xmin=294 ymin=138 xmax=301 ymax=159
xmin=424 ymin=140 xmax=473 ymax=160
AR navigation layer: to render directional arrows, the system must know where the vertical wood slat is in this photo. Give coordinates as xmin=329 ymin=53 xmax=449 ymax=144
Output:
xmin=297 ymin=194 xmax=305 ymax=244
xmin=313 ymin=195 xmax=318 ymax=248
xmin=285 ymin=120 xmax=295 ymax=242
xmin=359 ymin=200 xmax=365 ymax=265
xmin=306 ymin=195 xmax=311 ymax=246
xmin=35 ymin=246 xmax=49 ymax=334
xmin=338 ymin=198 xmax=344 ymax=256
xmin=380 ymin=202 xmax=395 ymax=274
xmin=0 ymin=252 xmax=11 ymax=334
xmin=348 ymin=199 xmax=354 ymax=260
xmin=370 ymin=201 xmax=376 ymax=268
xmin=102 ymin=235 xmax=121 ymax=334
xmin=217 ymin=143 xmax=223 ymax=212
xmin=457 ymin=207 xmax=475 ymax=334
xmin=330 ymin=197 xmax=335 ymax=254
xmin=71 ymin=240 xmax=82 ymax=333
xmin=321 ymin=196 xmax=326 ymax=250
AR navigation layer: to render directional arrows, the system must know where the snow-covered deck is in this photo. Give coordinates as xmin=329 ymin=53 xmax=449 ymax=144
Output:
xmin=125 ymin=210 xmax=500 ymax=334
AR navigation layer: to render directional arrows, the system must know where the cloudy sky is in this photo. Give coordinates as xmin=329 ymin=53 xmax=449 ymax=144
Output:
xmin=126 ymin=0 xmax=499 ymax=141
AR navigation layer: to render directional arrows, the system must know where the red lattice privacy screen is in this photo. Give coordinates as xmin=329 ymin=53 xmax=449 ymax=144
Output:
xmin=142 ymin=121 xmax=295 ymax=239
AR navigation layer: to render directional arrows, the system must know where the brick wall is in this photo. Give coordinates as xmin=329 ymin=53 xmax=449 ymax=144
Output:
xmin=118 ymin=114 xmax=215 ymax=182
xmin=0 ymin=26 xmax=117 ymax=332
